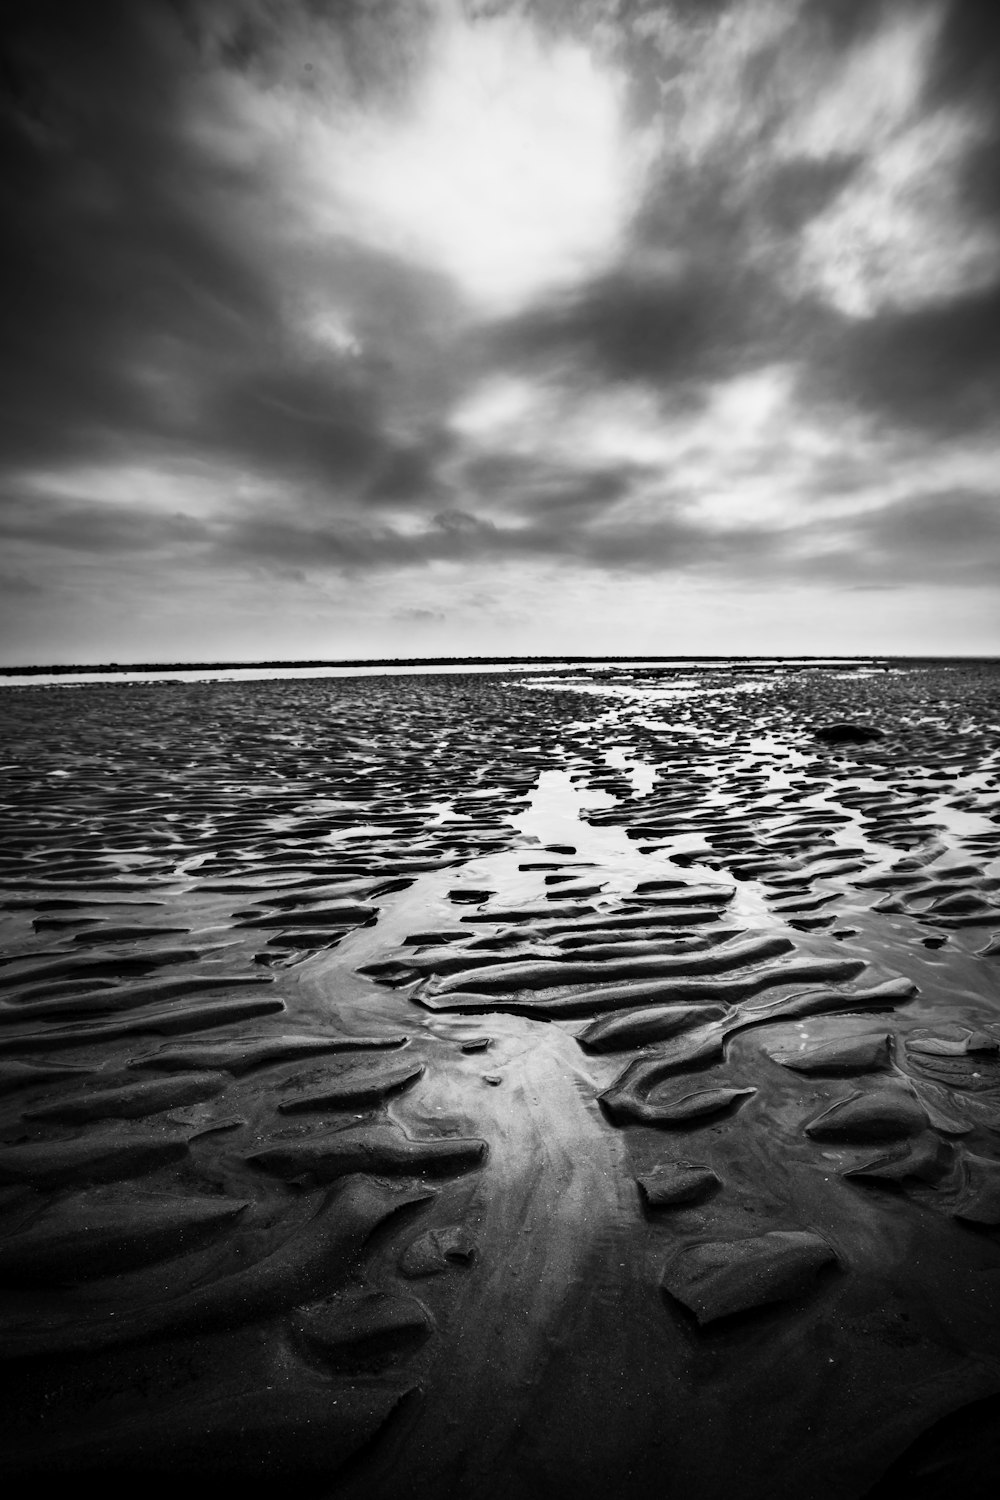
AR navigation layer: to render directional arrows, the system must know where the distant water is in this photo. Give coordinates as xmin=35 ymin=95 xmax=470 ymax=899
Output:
xmin=0 ymin=657 xmax=872 ymax=688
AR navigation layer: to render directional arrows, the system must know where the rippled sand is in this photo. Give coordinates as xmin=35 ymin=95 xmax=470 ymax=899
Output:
xmin=1 ymin=662 xmax=999 ymax=1497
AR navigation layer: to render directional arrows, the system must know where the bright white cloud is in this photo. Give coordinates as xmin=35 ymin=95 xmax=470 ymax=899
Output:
xmin=705 ymin=367 xmax=794 ymax=440
xmin=300 ymin=6 xmax=650 ymax=312
xmin=781 ymin=4 xmax=1000 ymax=317
xmin=448 ymin=376 xmax=545 ymax=439
xmin=305 ymin=309 xmax=362 ymax=358
xmin=786 ymin=3 xmax=945 ymax=159
xmin=796 ymin=110 xmax=1000 ymax=317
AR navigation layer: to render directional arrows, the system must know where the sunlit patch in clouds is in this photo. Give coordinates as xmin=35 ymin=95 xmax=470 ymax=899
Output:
xmin=299 ymin=5 xmax=651 ymax=314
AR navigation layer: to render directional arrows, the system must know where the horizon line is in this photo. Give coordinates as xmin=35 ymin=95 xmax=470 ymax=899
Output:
xmin=3 ymin=652 xmax=1000 ymax=677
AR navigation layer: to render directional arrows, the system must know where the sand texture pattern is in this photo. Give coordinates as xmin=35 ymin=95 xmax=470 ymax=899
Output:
xmin=1 ymin=661 xmax=1000 ymax=1498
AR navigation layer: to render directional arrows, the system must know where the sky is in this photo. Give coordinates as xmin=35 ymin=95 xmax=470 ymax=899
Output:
xmin=1 ymin=0 xmax=999 ymax=664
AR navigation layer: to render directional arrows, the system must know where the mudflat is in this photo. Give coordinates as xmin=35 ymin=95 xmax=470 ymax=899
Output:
xmin=1 ymin=660 xmax=999 ymax=1498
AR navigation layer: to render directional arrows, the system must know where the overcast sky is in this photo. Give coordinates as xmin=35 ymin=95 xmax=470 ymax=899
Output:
xmin=2 ymin=0 xmax=999 ymax=663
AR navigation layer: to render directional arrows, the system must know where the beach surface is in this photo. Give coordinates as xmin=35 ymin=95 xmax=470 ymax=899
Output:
xmin=1 ymin=660 xmax=999 ymax=1498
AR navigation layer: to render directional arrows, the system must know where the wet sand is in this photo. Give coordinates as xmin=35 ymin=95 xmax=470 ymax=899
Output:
xmin=1 ymin=661 xmax=999 ymax=1497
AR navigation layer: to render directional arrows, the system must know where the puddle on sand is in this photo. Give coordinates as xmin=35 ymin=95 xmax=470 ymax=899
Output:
xmin=316 ymin=763 xmax=747 ymax=995
xmin=513 ymin=769 xmax=649 ymax=881
xmin=917 ymin=794 xmax=1000 ymax=841
xmin=604 ymin=747 xmax=658 ymax=798
xmin=520 ymin=767 xmax=791 ymax=934
xmin=300 ymin=670 xmax=1000 ymax=1038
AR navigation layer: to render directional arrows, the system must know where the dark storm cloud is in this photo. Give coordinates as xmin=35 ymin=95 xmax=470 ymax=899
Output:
xmin=867 ymin=487 xmax=1000 ymax=561
xmin=929 ymin=0 xmax=1000 ymax=114
xmin=208 ymin=362 xmax=384 ymax=484
xmin=0 ymin=0 xmax=451 ymax=497
xmin=485 ymin=262 xmax=754 ymax=387
xmin=794 ymin=488 xmax=1000 ymax=588
xmin=364 ymin=433 xmax=453 ymax=508
xmin=0 ymin=1 xmax=271 ymax=465
xmin=0 ymin=569 xmax=44 ymax=597
xmin=754 ymin=157 xmax=861 ymax=237
xmin=463 ymin=453 xmax=648 ymax=515
xmin=815 ymin=284 xmax=1000 ymax=435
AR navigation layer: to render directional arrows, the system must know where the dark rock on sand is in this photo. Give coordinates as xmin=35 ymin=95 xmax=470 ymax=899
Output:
xmin=814 ymin=722 xmax=885 ymax=744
